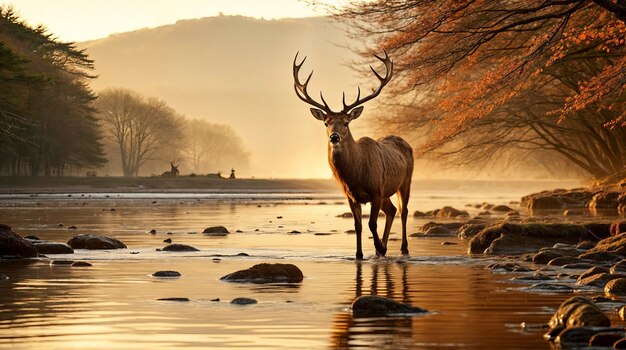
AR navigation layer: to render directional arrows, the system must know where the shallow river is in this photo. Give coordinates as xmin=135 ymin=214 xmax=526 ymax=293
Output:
xmin=1 ymin=179 xmax=622 ymax=349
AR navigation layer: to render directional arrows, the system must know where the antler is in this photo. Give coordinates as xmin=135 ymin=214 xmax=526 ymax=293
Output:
xmin=293 ymin=52 xmax=332 ymax=113
xmin=342 ymin=51 xmax=393 ymax=113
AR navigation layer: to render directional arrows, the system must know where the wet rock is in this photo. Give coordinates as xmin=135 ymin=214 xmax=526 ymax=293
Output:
xmin=157 ymin=297 xmax=190 ymax=302
xmin=163 ymin=238 xmax=172 ymax=244
xmin=478 ymin=211 xmax=491 ymax=216
xmin=71 ymin=261 xmax=92 ymax=267
xmin=231 ymin=297 xmax=257 ymax=305
xmin=427 ymin=206 xmax=469 ymax=218
xmin=604 ymin=278 xmax=626 ymax=295
xmin=523 ymin=188 xmax=594 ymax=210
xmin=441 ymin=241 xmax=457 ymax=245
xmin=203 ymin=226 xmax=229 ymax=236
xmin=588 ymin=192 xmax=621 ymax=210
xmin=457 ymin=224 xmax=487 ymax=239
xmin=579 ymin=251 xmax=623 ymax=263
xmin=220 ymin=263 xmax=303 ymax=283
xmin=583 ymin=223 xmax=613 ymax=240
xmin=31 ymin=241 xmax=74 ymax=255
xmin=600 ymin=333 xmax=626 ymax=349
xmin=314 ymin=232 xmax=332 ymax=236
xmin=67 ymin=225 xmax=78 ymax=230
xmin=611 ymin=260 xmax=626 ymax=274
xmin=577 ymin=273 xmax=626 ymax=287
xmin=50 ymin=260 xmax=74 ymax=265
xmin=345 ymin=230 xmax=356 ymax=234
xmin=161 ymin=244 xmax=199 ymax=252
xmin=67 ymin=234 xmax=126 ymax=250
xmin=149 ymin=229 xmax=157 ymax=235
xmin=469 ymin=223 xmax=595 ymax=255
xmin=511 ymin=273 xmax=552 ymax=281
xmin=486 ymin=262 xmax=530 ymax=272
xmin=24 ymin=235 xmax=40 ymax=240
xmin=580 ymin=233 xmax=626 ymax=257
xmin=504 ymin=211 xmax=520 ymax=220
xmin=563 ymin=210 xmax=582 ymax=216
xmin=615 ymin=338 xmax=626 ymax=349
xmin=492 ymin=205 xmax=515 ymax=212
xmin=591 ymin=295 xmax=613 ymax=303
xmin=611 ymin=221 xmax=626 ymax=236
xmin=548 ymin=256 xmax=586 ymax=267
xmin=619 ymin=306 xmax=626 ymax=321
xmin=422 ymin=222 xmax=466 ymax=232
xmin=152 ymin=270 xmax=181 ymax=277
xmin=236 ymin=252 xmax=249 ymax=256
xmin=555 ymin=327 xmax=622 ymax=347
xmin=423 ymin=226 xmax=454 ymax=236
xmin=562 ymin=263 xmax=597 ymax=270
xmin=0 ymin=224 xmax=37 ymax=258
xmin=548 ymin=297 xmax=610 ymax=334
xmin=351 ymin=295 xmax=427 ymax=317
xmin=412 ymin=210 xmax=428 ymax=217
xmin=528 ymin=283 xmax=573 ymax=292
xmin=0 ymin=273 xmax=8 ymax=282
xmin=533 ymin=248 xmax=579 ymax=265
xmin=577 ymin=241 xmax=595 ymax=250
xmin=288 ymin=230 xmax=301 ymax=234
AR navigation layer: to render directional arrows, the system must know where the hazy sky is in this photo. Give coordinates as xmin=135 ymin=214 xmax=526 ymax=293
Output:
xmin=1 ymin=0 xmax=340 ymax=42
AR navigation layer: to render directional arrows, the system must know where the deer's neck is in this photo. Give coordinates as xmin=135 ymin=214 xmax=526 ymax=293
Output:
xmin=328 ymin=132 xmax=362 ymax=191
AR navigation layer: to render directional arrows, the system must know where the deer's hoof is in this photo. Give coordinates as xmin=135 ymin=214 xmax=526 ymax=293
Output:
xmin=356 ymin=252 xmax=364 ymax=260
xmin=375 ymin=247 xmax=387 ymax=257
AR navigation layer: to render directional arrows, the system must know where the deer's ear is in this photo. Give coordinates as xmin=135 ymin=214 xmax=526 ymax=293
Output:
xmin=310 ymin=108 xmax=326 ymax=121
xmin=348 ymin=106 xmax=364 ymax=120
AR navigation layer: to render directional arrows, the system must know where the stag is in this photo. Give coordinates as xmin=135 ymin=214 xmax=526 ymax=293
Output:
xmin=293 ymin=52 xmax=414 ymax=259
xmin=161 ymin=162 xmax=179 ymax=177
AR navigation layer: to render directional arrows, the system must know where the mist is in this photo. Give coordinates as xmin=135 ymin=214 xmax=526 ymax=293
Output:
xmin=80 ymin=15 xmax=369 ymax=179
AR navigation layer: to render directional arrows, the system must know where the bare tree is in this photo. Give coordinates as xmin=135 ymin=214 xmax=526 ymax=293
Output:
xmin=185 ymin=119 xmax=249 ymax=174
xmin=96 ymin=88 xmax=184 ymax=176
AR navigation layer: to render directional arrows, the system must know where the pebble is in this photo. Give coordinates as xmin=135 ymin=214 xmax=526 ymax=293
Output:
xmin=71 ymin=261 xmax=92 ymax=267
xmin=50 ymin=260 xmax=74 ymax=266
xmin=231 ymin=297 xmax=257 ymax=305
xmin=157 ymin=297 xmax=190 ymax=302
xmin=152 ymin=271 xmax=181 ymax=278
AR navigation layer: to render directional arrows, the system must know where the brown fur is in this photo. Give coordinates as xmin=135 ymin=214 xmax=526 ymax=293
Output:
xmin=326 ymin=119 xmax=414 ymax=258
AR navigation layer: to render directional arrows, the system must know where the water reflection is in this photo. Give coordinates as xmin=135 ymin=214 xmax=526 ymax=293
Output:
xmin=331 ymin=262 xmax=415 ymax=350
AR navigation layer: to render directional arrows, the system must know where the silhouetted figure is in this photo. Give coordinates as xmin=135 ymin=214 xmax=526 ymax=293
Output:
xmin=162 ymin=162 xmax=179 ymax=177
xmin=229 ymin=168 xmax=236 ymax=179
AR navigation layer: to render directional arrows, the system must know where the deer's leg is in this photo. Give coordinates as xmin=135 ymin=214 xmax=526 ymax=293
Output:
xmin=349 ymin=200 xmax=363 ymax=260
xmin=397 ymin=189 xmax=410 ymax=256
xmin=369 ymin=197 xmax=386 ymax=256
xmin=381 ymin=197 xmax=397 ymax=248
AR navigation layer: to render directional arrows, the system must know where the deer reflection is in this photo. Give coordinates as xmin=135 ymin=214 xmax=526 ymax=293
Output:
xmin=331 ymin=261 xmax=415 ymax=350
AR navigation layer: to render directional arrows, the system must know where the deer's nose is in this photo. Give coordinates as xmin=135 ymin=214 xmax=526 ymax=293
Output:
xmin=329 ymin=133 xmax=341 ymax=144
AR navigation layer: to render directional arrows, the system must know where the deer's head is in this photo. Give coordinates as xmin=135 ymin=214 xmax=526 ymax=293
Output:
xmin=293 ymin=52 xmax=393 ymax=148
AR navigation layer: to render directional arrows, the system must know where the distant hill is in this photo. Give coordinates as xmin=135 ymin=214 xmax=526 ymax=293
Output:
xmin=81 ymin=15 xmax=372 ymax=178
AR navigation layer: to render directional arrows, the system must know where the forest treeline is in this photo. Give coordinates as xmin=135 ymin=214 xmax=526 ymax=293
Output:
xmin=0 ymin=7 xmax=248 ymax=177
xmin=336 ymin=0 xmax=626 ymax=182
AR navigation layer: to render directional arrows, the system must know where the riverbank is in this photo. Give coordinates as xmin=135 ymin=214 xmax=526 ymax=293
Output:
xmin=0 ymin=176 xmax=340 ymax=193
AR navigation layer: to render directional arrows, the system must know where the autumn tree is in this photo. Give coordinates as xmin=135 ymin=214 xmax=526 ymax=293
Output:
xmin=335 ymin=0 xmax=626 ymax=180
xmin=96 ymin=88 xmax=185 ymax=176
xmin=185 ymin=119 xmax=249 ymax=174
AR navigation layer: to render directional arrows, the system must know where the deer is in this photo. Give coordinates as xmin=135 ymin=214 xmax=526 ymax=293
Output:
xmin=293 ymin=52 xmax=414 ymax=260
xmin=161 ymin=162 xmax=179 ymax=177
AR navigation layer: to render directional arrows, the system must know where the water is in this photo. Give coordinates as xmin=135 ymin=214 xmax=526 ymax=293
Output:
xmin=3 ymin=179 xmax=620 ymax=349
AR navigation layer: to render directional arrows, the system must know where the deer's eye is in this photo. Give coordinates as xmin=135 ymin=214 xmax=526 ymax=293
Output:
xmin=344 ymin=122 xmax=349 ymax=127
xmin=324 ymin=122 xmax=328 ymax=127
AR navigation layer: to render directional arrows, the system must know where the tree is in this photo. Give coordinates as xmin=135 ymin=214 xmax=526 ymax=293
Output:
xmin=96 ymin=88 xmax=185 ymax=176
xmin=185 ymin=119 xmax=249 ymax=174
xmin=335 ymin=0 xmax=626 ymax=180
xmin=0 ymin=6 xmax=105 ymax=176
